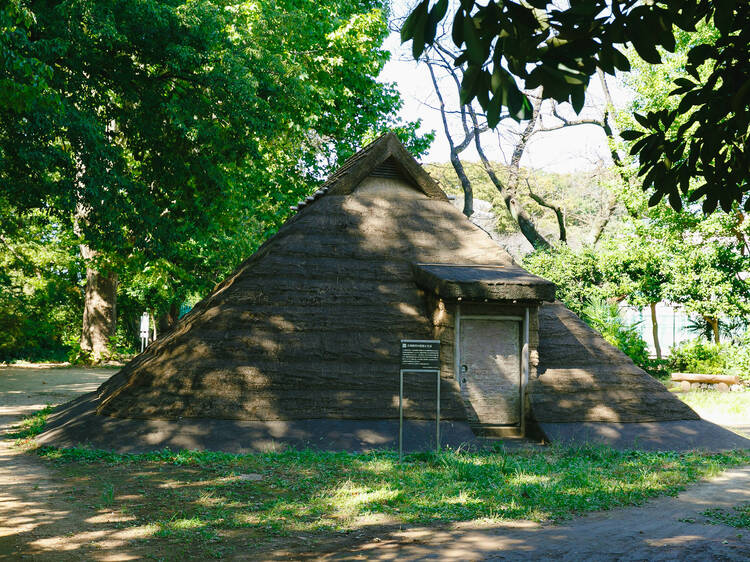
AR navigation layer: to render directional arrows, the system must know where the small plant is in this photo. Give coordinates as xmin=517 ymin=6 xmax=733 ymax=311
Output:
xmin=64 ymin=333 xmax=92 ymax=365
xmin=100 ymin=483 xmax=115 ymax=507
xmin=669 ymin=340 xmax=725 ymax=375
xmin=669 ymin=339 xmax=750 ymax=384
xmin=702 ymin=503 xmax=750 ymax=529
xmin=7 ymin=405 xmax=54 ymax=444
xmin=581 ymin=297 xmax=649 ymax=369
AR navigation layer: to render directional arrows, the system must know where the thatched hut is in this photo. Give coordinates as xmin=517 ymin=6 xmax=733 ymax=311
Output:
xmin=41 ymin=133 xmax=749 ymax=452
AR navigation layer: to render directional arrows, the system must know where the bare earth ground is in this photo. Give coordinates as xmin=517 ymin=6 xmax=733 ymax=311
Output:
xmin=1 ymin=366 xmax=749 ymax=561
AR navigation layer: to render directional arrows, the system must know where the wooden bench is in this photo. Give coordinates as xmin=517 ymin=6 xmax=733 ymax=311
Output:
xmin=671 ymin=372 xmax=740 ymax=392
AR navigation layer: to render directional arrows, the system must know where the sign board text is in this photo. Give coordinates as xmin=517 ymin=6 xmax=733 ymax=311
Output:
xmin=400 ymin=340 xmax=440 ymax=370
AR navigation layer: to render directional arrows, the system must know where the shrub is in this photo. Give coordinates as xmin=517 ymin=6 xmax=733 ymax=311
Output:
xmin=668 ymin=340 xmax=724 ymax=375
xmin=581 ymin=298 xmax=650 ymax=369
xmin=669 ymin=339 xmax=750 ymax=384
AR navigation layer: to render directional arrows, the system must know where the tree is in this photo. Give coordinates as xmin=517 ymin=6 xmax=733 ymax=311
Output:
xmin=1 ymin=0 xmax=425 ymax=361
xmin=663 ymin=213 xmax=750 ymax=344
xmin=0 ymin=205 xmax=82 ymax=361
xmin=411 ymin=21 xmax=620 ymax=250
xmin=614 ymin=19 xmax=750 ymax=344
xmin=402 ymin=0 xmax=750 ymax=213
xmin=0 ymin=1 xmax=56 ymax=113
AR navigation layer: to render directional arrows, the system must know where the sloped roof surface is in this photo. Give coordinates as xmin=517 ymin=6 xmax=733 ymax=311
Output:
xmin=94 ymin=134 xmax=697 ymax=427
xmin=95 ymin=139 xmax=512 ymax=421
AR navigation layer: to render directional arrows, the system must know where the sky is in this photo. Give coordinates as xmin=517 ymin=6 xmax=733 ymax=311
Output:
xmin=378 ymin=5 xmax=632 ymax=174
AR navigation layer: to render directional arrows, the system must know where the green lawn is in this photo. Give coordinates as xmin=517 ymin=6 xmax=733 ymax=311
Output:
xmin=676 ymin=390 xmax=750 ymax=426
xmin=10 ymin=407 xmax=750 ymax=557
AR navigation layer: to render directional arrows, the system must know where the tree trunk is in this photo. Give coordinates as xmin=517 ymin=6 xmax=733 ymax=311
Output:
xmin=705 ymin=316 xmax=720 ymax=343
xmin=451 ymin=153 xmax=474 ymax=217
xmin=467 ymin=107 xmax=552 ymax=250
xmin=157 ymin=301 xmax=180 ymax=335
xmin=649 ymin=302 xmax=662 ymax=360
xmin=589 ymin=192 xmax=617 ymax=245
xmin=80 ymin=244 xmax=117 ymax=363
xmin=425 ymin=60 xmax=475 ymax=217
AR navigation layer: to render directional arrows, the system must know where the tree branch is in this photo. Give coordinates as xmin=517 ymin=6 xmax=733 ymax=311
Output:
xmin=467 ymin=105 xmax=552 ymax=250
xmin=508 ymin=91 xmax=543 ymax=193
xmin=524 ymin=178 xmax=567 ymax=243
xmin=589 ymin=191 xmax=617 ymax=245
xmin=427 ymin=61 xmax=475 ymax=217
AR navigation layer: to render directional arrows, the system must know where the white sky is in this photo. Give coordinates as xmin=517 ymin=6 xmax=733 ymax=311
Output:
xmin=378 ymin=5 xmax=632 ymax=174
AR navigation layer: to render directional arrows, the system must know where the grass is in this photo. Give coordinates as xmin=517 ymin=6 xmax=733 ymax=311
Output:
xmin=703 ymin=503 xmax=750 ymax=529
xmin=9 ymin=406 xmax=750 ymax=557
xmin=6 ymin=404 xmax=55 ymax=444
xmin=34 ymin=445 xmax=750 ymax=528
xmin=676 ymin=390 xmax=750 ymax=426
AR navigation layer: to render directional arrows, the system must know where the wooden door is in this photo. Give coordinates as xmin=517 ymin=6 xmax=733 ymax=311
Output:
xmin=458 ymin=318 xmax=521 ymax=425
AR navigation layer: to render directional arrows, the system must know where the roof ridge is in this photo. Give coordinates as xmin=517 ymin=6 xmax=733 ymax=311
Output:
xmin=288 ymin=132 xmax=446 ymax=214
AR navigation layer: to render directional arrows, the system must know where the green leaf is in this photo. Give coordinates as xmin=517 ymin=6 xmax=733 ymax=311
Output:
xmin=611 ymin=48 xmax=631 ymax=72
xmin=668 ymin=190 xmax=682 ymax=211
xmin=463 ymin=15 xmax=486 ymax=64
xmin=687 ymin=44 xmax=717 ymax=67
xmin=401 ymin=0 xmax=428 ymax=42
xmin=431 ymin=0 xmax=449 ymax=23
xmin=570 ymin=86 xmax=585 ymax=114
xmin=703 ymin=197 xmax=718 ymax=214
xmin=620 ymin=130 xmax=644 ymax=141
xmin=491 ymin=68 xmax=504 ymax=94
xmin=648 ymin=191 xmax=664 ymax=206
xmin=631 ymin=38 xmax=662 ymax=65
xmin=411 ymin=7 xmax=429 ymax=59
xmin=731 ymin=78 xmax=750 ymax=114
xmin=673 ymin=78 xmax=696 ymax=89
xmin=486 ymin=94 xmax=502 ymax=128
xmin=633 ymin=113 xmax=651 ymax=129
xmin=714 ymin=4 xmax=733 ymax=34
xmin=426 ymin=0 xmax=449 ymax=44
xmin=452 ymin=8 xmax=465 ymax=46
xmin=630 ymin=136 xmax=651 ymax=156
xmin=460 ymin=64 xmax=481 ymax=105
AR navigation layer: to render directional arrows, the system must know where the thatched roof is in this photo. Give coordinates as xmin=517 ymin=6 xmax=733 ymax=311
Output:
xmin=94 ymin=133 xmax=697 ymax=428
xmin=533 ymin=303 xmax=697 ymax=422
xmin=96 ymin=133 xmax=514 ymax=420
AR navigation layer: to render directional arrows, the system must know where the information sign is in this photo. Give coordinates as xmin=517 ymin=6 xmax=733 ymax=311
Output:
xmin=139 ymin=312 xmax=150 ymax=352
xmin=139 ymin=313 xmax=150 ymax=339
xmin=399 ymin=339 xmax=441 ymax=460
xmin=400 ymin=340 xmax=440 ymax=370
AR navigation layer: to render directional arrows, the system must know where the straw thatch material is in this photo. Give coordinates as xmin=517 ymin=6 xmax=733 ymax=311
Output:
xmin=97 ymin=137 xmax=515 ymax=421
xmin=93 ymin=133 xmax=697 ymax=430
xmin=531 ymin=303 xmax=698 ymax=422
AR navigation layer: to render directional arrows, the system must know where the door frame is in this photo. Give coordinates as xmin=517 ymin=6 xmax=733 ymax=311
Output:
xmin=454 ymin=305 xmax=531 ymax=432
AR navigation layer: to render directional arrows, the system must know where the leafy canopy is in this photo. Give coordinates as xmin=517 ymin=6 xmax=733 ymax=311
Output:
xmin=0 ymin=0 xmax=429 ymax=356
xmin=1 ymin=0 xmax=420 ymax=256
xmin=401 ymin=1 xmax=749 ymax=213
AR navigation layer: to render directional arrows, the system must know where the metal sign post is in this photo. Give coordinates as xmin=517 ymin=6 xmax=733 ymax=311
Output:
xmin=139 ymin=312 xmax=150 ymax=352
xmin=399 ymin=339 xmax=441 ymax=461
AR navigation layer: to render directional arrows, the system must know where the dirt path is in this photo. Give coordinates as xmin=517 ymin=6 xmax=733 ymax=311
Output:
xmin=1 ymin=366 xmax=749 ymax=561
xmin=0 ymin=366 xmax=155 ymax=561
xmin=312 ymin=466 xmax=750 ymax=561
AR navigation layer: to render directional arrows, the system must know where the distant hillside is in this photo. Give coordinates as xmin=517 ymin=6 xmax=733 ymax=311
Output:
xmin=425 ymin=161 xmax=622 ymax=251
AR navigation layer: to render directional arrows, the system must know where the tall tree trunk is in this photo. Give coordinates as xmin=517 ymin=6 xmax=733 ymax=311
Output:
xmin=79 ymin=244 xmax=117 ymax=363
xmin=157 ymin=301 xmax=181 ymax=335
xmin=649 ymin=302 xmax=662 ymax=360
xmin=705 ymin=315 xmax=720 ymax=344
